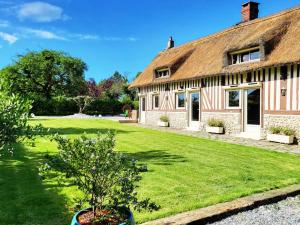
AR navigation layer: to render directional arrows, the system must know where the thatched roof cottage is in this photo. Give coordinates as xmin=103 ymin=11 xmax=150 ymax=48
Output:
xmin=130 ymin=2 xmax=300 ymax=141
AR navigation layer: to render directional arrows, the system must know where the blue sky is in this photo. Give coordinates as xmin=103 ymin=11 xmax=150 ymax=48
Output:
xmin=0 ymin=0 xmax=299 ymax=82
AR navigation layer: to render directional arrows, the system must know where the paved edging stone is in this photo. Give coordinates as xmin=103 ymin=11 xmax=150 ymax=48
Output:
xmin=141 ymin=184 xmax=300 ymax=225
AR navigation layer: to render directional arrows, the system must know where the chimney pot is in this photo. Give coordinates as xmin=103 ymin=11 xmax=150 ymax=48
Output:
xmin=242 ymin=1 xmax=259 ymax=23
xmin=167 ymin=36 xmax=174 ymax=49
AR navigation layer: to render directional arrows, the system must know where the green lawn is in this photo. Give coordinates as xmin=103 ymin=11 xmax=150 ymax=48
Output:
xmin=1 ymin=118 xmax=300 ymax=224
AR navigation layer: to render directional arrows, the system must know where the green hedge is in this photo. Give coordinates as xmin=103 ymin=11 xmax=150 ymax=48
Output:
xmin=84 ymin=98 xmax=123 ymax=116
xmin=31 ymin=96 xmax=123 ymax=116
xmin=31 ymin=96 xmax=78 ymax=116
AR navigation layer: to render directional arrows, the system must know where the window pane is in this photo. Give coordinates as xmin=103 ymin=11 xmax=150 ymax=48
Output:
xmin=177 ymin=93 xmax=185 ymax=108
xmin=155 ymin=96 xmax=159 ymax=108
xmin=250 ymin=50 xmax=260 ymax=60
xmin=142 ymin=98 xmax=145 ymax=111
xmin=241 ymin=52 xmax=249 ymax=62
xmin=228 ymin=91 xmax=240 ymax=107
xmin=232 ymin=54 xmax=238 ymax=64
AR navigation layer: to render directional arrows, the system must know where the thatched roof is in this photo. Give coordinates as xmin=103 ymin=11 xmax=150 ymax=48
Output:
xmin=130 ymin=6 xmax=300 ymax=88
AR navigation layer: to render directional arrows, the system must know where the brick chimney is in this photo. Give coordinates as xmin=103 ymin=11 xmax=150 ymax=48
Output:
xmin=242 ymin=1 xmax=259 ymax=22
xmin=167 ymin=36 xmax=174 ymax=49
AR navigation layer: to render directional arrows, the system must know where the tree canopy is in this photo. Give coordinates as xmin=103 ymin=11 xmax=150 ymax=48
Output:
xmin=0 ymin=50 xmax=87 ymax=100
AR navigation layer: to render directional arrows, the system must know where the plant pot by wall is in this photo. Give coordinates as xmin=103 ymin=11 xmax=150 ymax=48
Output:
xmin=158 ymin=121 xmax=169 ymax=127
xmin=267 ymin=133 xmax=294 ymax=144
xmin=71 ymin=208 xmax=135 ymax=225
xmin=206 ymin=126 xmax=224 ymax=134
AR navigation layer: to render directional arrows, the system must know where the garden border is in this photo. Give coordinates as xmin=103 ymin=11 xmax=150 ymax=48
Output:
xmin=142 ymin=184 xmax=300 ymax=225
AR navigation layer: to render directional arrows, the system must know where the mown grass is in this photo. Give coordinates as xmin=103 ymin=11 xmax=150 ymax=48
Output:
xmin=1 ymin=118 xmax=300 ymax=224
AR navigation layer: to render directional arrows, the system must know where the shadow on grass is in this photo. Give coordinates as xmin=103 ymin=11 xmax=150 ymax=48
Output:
xmin=44 ymin=127 xmax=135 ymax=136
xmin=125 ymin=150 xmax=187 ymax=166
xmin=0 ymin=145 xmax=72 ymax=225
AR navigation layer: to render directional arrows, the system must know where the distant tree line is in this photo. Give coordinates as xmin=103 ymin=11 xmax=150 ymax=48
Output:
xmin=0 ymin=49 xmax=139 ymax=116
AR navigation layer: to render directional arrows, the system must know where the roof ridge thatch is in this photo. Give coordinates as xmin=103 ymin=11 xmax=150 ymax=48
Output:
xmin=130 ymin=4 xmax=300 ymax=88
xmin=164 ymin=5 xmax=300 ymax=54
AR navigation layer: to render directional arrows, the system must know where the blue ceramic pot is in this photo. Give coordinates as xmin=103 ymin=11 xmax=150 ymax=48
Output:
xmin=71 ymin=207 xmax=135 ymax=225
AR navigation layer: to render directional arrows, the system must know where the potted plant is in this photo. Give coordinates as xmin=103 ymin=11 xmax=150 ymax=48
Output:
xmin=39 ymin=131 xmax=158 ymax=225
xmin=267 ymin=126 xmax=295 ymax=144
xmin=206 ymin=118 xmax=224 ymax=134
xmin=131 ymin=100 xmax=139 ymax=120
xmin=158 ymin=115 xmax=169 ymax=127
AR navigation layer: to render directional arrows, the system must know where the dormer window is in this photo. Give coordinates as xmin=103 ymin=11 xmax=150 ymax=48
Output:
xmin=230 ymin=47 xmax=260 ymax=65
xmin=154 ymin=68 xmax=170 ymax=79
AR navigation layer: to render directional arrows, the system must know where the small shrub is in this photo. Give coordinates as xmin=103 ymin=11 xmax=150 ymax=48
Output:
xmin=207 ymin=118 xmax=224 ymax=127
xmin=282 ymin=127 xmax=296 ymax=136
xmin=73 ymin=96 xmax=93 ymax=114
xmin=269 ymin=126 xmax=281 ymax=135
xmin=0 ymin=93 xmax=43 ymax=154
xmin=269 ymin=126 xmax=295 ymax=136
xmin=40 ymin=132 xmax=159 ymax=223
xmin=160 ymin=115 xmax=169 ymax=123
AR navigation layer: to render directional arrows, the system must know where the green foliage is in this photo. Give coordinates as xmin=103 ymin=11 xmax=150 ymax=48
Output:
xmin=99 ymin=71 xmax=128 ymax=99
xmin=40 ymin=132 xmax=158 ymax=222
xmin=0 ymin=93 xmax=42 ymax=154
xmin=207 ymin=118 xmax=224 ymax=127
xmin=159 ymin=116 xmax=169 ymax=123
xmin=269 ymin=126 xmax=296 ymax=136
xmin=84 ymin=98 xmax=123 ymax=115
xmin=0 ymin=49 xmax=87 ymax=100
xmin=132 ymin=100 xmax=139 ymax=110
xmin=31 ymin=95 xmax=78 ymax=116
xmin=73 ymin=96 xmax=93 ymax=114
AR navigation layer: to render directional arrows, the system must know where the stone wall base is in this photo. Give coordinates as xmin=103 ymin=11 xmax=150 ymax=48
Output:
xmin=143 ymin=111 xmax=300 ymax=144
xmin=145 ymin=111 xmax=187 ymax=129
xmin=201 ymin=112 xmax=242 ymax=135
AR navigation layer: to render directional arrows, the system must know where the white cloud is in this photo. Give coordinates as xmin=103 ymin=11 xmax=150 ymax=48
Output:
xmin=128 ymin=37 xmax=139 ymax=42
xmin=20 ymin=28 xmax=66 ymax=40
xmin=0 ymin=31 xmax=17 ymax=44
xmin=16 ymin=1 xmax=69 ymax=22
xmin=75 ymin=34 xmax=99 ymax=40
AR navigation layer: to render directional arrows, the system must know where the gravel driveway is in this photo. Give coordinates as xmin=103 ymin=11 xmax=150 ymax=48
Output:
xmin=209 ymin=196 xmax=300 ymax=225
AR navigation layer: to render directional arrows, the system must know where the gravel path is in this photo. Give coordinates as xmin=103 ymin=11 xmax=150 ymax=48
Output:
xmin=209 ymin=196 xmax=300 ymax=225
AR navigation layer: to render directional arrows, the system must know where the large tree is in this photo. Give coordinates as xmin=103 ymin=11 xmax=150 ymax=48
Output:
xmin=0 ymin=50 xmax=87 ymax=100
xmin=98 ymin=71 xmax=128 ymax=99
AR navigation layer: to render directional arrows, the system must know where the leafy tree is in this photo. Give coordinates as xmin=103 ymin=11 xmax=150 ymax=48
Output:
xmin=0 ymin=50 xmax=87 ymax=100
xmin=0 ymin=93 xmax=42 ymax=154
xmin=40 ymin=132 xmax=159 ymax=223
xmin=73 ymin=96 xmax=93 ymax=114
xmin=86 ymin=78 xmax=100 ymax=98
xmin=99 ymin=71 xmax=128 ymax=99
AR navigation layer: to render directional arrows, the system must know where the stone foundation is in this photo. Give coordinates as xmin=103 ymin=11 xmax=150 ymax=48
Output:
xmin=145 ymin=111 xmax=188 ymax=129
xmin=201 ymin=112 xmax=242 ymax=135
xmin=263 ymin=114 xmax=300 ymax=144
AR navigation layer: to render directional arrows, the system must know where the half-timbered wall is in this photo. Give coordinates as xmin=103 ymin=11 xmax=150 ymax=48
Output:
xmin=139 ymin=64 xmax=300 ymax=139
xmin=140 ymin=64 xmax=300 ymax=114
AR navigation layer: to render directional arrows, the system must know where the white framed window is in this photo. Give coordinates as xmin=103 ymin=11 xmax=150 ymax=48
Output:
xmin=230 ymin=48 xmax=260 ymax=65
xmin=176 ymin=92 xmax=185 ymax=109
xmin=155 ymin=68 xmax=170 ymax=79
xmin=226 ymin=90 xmax=241 ymax=109
xmin=152 ymin=95 xmax=159 ymax=109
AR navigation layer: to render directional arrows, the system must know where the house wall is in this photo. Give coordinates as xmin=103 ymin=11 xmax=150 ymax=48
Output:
xmin=138 ymin=64 xmax=300 ymax=141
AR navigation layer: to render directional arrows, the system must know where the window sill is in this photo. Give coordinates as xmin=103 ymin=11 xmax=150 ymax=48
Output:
xmin=228 ymin=59 xmax=260 ymax=67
